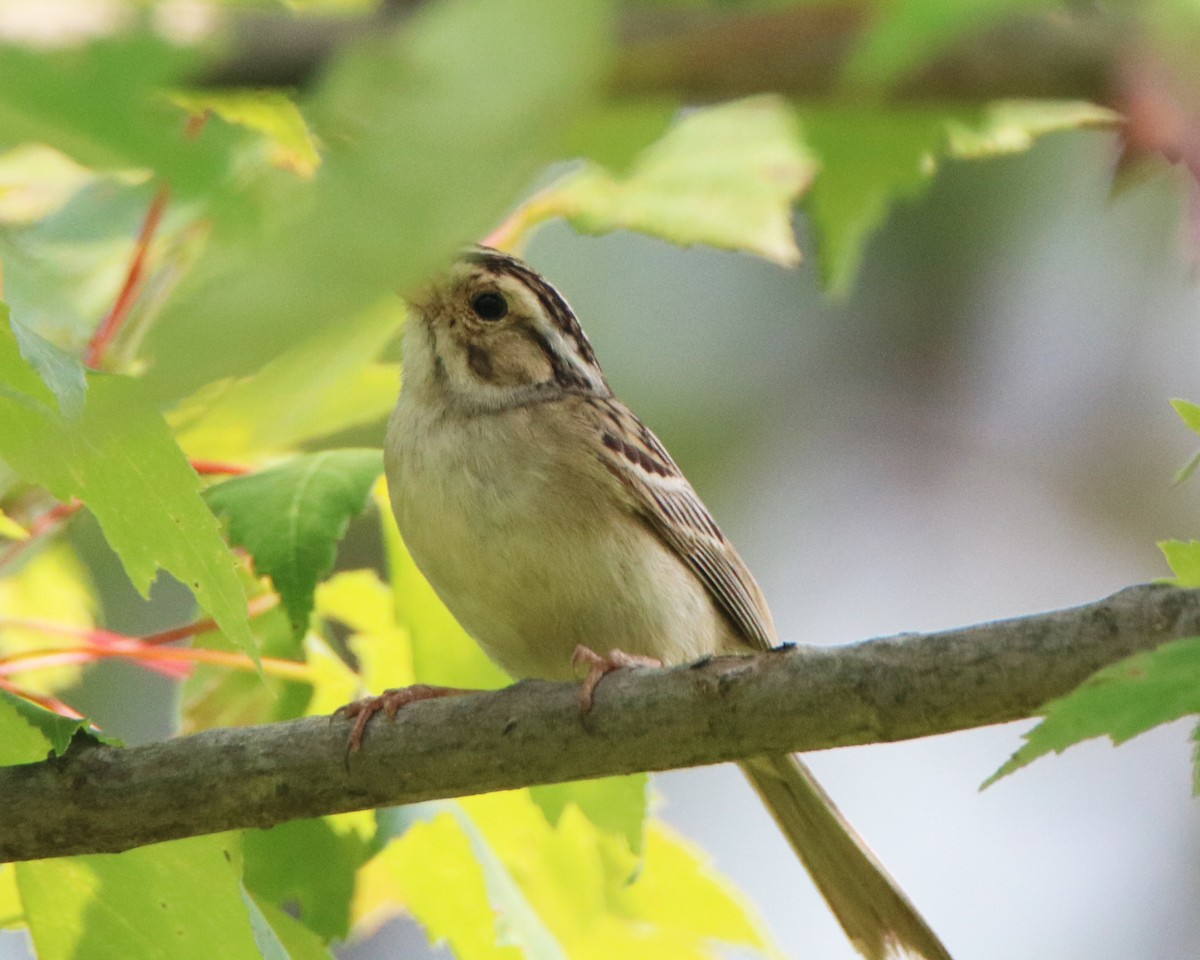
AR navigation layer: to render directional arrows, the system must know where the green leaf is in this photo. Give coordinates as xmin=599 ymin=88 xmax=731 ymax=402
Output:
xmin=525 ymin=95 xmax=812 ymax=264
xmin=0 ymin=34 xmax=231 ymax=195
xmin=8 ymin=315 xmax=86 ymax=417
xmin=171 ymin=90 xmax=322 ymax=178
xmin=1159 ymin=539 xmax=1200 ymax=587
xmin=243 ymin=818 xmax=373 ymax=941
xmin=245 ymin=891 xmax=336 ymax=960
xmin=1172 ymin=397 xmax=1200 ymax=435
xmin=171 ymin=300 xmax=401 ymax=462
xmin=143 ymin=0 xmax=611 ymax=400
xmin=0 ymin=309 xmax=254 ymax=656
xmin=985 ymin=635 xmax=1200 ymax=787
xmin=530 ymin=773 xmax=650 ymax=854
xmin=800 ymin=101 xmax=1118 ymax=294
xmin=16 ymin=834 xmax=263 ymax=960
xmin=206 ymin=450 xmax=383 ymax=634
xmin=846 ymin=0 xmax=1058 ymax=90
xmin=0 ymin=688 xmax=89 ymax=766
xmin=356 ymin=792 xmax=777 ymax=958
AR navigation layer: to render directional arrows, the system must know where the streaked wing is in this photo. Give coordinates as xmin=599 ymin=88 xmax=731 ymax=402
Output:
xmin=590 ymin=398 xmax=777 ymax=651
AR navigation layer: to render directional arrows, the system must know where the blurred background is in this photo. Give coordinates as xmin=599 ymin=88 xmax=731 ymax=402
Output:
xmin=364 ymin=125 xmax=1199 ymax=959
xmin=4 ymin=116 xmax=1200 ymax=960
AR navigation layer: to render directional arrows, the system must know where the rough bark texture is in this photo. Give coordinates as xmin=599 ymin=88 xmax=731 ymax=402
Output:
xmin=1 ymin=583 xmax=1196 ymax=862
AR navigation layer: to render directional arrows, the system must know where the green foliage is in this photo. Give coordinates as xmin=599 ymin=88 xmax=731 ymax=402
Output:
xmin=0 ymin=308 xmax=254 ymax=656
xmin=206 ymin=449 xmax=383 ymax=633
xmin=15 ymin=835 xmax=264 ymax=960
xmin=985 ymin=635 xmax=1200 ymax=789
xmin=513 ymin=96 xmax=813 ymax=265
xmin=0 ymin=688 xmax=92 ymax=765
xmin=0 ymin=0 xmax=1194 ymax=956
xmin=799 ymin=101 xmax=1117 ymax=293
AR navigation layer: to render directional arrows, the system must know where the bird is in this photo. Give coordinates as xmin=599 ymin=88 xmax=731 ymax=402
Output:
xmin=345 ymin=245 xmax=952 ymax=960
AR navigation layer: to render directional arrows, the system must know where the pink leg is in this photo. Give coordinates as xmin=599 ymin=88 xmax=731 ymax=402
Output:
xmin=571 ymin=645 xmax=662 ymax=713
xmin=336 ymin=684 xmax=473 ymax=752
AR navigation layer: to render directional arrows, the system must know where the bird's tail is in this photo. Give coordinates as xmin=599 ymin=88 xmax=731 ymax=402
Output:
xmin=739 ymin=753 xmax=952 ymax=960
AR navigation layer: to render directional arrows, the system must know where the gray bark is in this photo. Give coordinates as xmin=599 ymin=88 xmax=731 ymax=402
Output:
xmin=1 ymin=583 xmax=1196 ymax=862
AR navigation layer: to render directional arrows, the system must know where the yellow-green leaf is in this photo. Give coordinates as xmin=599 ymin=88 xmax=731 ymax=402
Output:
xmin=514 ymin=96 xmax=811 ymax=265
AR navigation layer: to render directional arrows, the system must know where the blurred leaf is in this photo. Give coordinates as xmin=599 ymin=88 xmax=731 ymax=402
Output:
xmin=16 ymin=834 xmax=262 ymax=960
xmin=172 ymin=90 xmax=322 ymax=178
xmin=846 ymin=0 xmax=1058 ymax=90
xmin=801 ymin=101 xmax=1118 ymax=294
xmin=0 ymin=542 xmax=96 ymax=696
xmin=9 ymin=314 xmax=86 ymax=416
xmin=530 ymin=774 xmax=650 ymax=854
xmin=561 ymin=99 xmax=679 ymax=174
xmin=206 ymin=449 xmax=383 ymax=634
xmin=985 ymin=635 xmax=1200 ymax=787
xmin=376 ymin=485 xmax=508 ymax=690
xmin=171 ymin=299 xmax=401 ymax=462
xmin=0 ymin=144 xmax=93 ymax=223
xmin=1159 ymin=539 xmax=1200 ymax=587
xmin=1172 ymin=397 xmax=1200 ymax=434
xmin=511 ymin=96 xmax=811 ymax=264
xmin=0 ymin=35 xmax=231 ymax=195
xmin=143 ymin=0 xmax=611 ymax=400
xmin=244 ymin=818 xmax=373 ymax=941
xmin=0 ymin=309 xmax=254 ymax=656
xmin=0 ymin=862 xmax=20 ymax=927
xmin=0 ymin=506 xmax=26 ymax=539
xmin=180 ymin=599 xmax=304 ymax=732
xmin=245 ymin=891 xmax=336 ymax=960
xmin=0 ymin=177 xmax=160 ymax=346
xmin=315 ymin=567 xmax=415 ymax=695
xmin=355 ymin=805 xmax=565 ymax=960
xmin=355 ymin=791 xmax=776 ymax=958
xmin=0 ymin=688 xmax=88 ymax=765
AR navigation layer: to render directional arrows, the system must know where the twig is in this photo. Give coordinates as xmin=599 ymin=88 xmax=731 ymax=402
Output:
xmin=1 ymin=582 xmax=1196 ymax=862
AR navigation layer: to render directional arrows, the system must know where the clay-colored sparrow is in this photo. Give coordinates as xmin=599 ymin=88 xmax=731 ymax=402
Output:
xmin=368 ymin=246 xmax=951 ymax=960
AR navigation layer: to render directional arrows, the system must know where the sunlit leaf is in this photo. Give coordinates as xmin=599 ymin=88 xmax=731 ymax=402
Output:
xmin=530 ymin=774 xmax=650 ymax=854
xmin=0 ymin=688 xmax=89 ymax=766
xmin=986 ymin=635 xmax=1200 ymax=786
xmin=0 ymin=862 xmax=20 ymax=928
xmin=509 ymin=96 xmax=811 ymax=264
xmin=0 ymin=308 xmax=254 ymax=656
xmin=171 ymin=90 xmax=322 ymax=178
xmin=1159 ymin=539 xmax=1200 ymax=587
xmin=0 ymin=542 xmax=96 ymax=695
xmin=16 ymin=834 xmax=262 ymax=960
xmin=355 ymin=791 xmax=777 ymax=958
xmin=206 ymin=449 xmax=383 ymax=634
xmin=315 ymin=567 xmax=415 ymax=696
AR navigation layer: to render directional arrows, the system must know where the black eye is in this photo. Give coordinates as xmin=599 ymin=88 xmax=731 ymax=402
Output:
xmin=470 ymin=291 xmax=508 ymax=321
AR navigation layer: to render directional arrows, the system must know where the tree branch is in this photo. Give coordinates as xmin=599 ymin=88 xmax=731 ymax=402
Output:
xmin=2 ymin=583 xmax=1196 ymax=863
xmin=197 ymin=4 xmax=1121 ymax=105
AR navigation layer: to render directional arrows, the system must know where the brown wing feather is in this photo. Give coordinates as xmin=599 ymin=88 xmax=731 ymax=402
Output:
xmin=589 ymin=398 xmax=777 ymax=651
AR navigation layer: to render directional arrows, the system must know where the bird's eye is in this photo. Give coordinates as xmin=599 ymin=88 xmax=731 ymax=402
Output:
xmin=470 ymin=291 xmax=508 ymax=321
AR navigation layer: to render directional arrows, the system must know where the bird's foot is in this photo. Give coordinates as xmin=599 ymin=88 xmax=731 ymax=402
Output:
xmin=571 ymin=645 xmax=661 ymax=714
xmin=336 ymin=684 xmax=472 ymax=753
